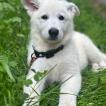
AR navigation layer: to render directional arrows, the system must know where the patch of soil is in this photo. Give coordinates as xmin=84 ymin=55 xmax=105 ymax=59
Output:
xmin=97 ymin=0 xmax=106 ymax=5
xmin=92 ymin=0 xmax=106 ymax=18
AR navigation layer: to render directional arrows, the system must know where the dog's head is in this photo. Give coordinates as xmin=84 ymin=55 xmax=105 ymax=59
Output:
xmin=22 ymin=0 xmax=80 ymax=44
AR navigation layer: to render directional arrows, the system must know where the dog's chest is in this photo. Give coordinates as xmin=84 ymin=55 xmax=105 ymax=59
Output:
xmin=31 ymin=54 xmax=66 ymax=72
xmin=28 ymin=45 xmax=80 ymax=82
xmin=31 ymin=46 xmax=79 ymax=74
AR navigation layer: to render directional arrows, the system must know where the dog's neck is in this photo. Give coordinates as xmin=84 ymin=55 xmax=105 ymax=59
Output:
xmin=31 ymin=37 xmax=70 ymax=52
xmin=32 ymin=44 xmax=64 ymax=59
xmin=30 ymin=30 xmax=73 ymax=52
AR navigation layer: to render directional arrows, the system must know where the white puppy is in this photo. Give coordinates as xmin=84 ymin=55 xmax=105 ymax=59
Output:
xmin=22 ymin=0 xmax=106 ymax=106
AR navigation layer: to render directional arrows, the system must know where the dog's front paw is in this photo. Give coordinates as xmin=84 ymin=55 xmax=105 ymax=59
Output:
xmin=23 ymin=85 xmax=39 ymax=106
xmin=23 ymin=97 xmax=39 ymax=106
xmin=58 ymin=102 xmax=76 ymax=106
xmin=58 ymin=95 xmax=76 ymax=106
xmin=92 ymin=61 xmax=106 ymax=72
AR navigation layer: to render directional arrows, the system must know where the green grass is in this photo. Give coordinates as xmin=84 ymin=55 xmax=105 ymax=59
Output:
xmin=0 ymin=0 xmax=106 ymax=106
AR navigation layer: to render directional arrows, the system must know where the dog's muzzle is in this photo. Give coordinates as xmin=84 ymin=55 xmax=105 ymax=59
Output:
xmin=49 ymin=28 xmax=59 ymax=40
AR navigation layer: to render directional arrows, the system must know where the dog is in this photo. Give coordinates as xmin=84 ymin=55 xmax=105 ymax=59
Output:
xmin=22 ymin=0 xmax=106 ymax=106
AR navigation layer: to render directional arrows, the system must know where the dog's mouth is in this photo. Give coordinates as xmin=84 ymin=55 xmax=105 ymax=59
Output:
xmin=46 ymin=33 xmax=63 ymax=44
xmin=46 ymin=37 xmax=62 ymax=44
xmin=48 ymin=36 xmax=58 ymax=41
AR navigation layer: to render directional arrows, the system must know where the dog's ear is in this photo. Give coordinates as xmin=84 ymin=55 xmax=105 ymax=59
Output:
xmin=22 ymin=0 xmax=39 ymax=16
xmin=67 ymin=3 xmax=80 ymax=16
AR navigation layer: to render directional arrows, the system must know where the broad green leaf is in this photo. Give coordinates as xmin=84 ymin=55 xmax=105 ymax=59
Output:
xmin=34 ymin=71 xmax=48 ymax=81
xmin=0 ymin=55 xmax=15 ymax=82
xmin=25 ymin=79 xmax=32 ymax=87
xmin=4 ymin=17 xmax=21 ymax=23
xmin=0 ymin=2 xmax=15 ymax=11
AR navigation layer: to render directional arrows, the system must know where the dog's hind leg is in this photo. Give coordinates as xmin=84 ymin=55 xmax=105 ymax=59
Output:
xmin=79 ymin=33 xmax=106 ymax=72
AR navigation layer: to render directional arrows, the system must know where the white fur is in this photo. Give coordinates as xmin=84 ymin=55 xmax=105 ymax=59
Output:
xmin=22 ymin=0 xmax=106 ymax=106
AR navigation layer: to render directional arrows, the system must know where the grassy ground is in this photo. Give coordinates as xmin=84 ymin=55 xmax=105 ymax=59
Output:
xmin=0 ymin=0 xmax=106 ymax=106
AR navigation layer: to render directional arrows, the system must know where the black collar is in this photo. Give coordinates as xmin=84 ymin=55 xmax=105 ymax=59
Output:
xmin=32 ymin=45 xmax=64 ymax=59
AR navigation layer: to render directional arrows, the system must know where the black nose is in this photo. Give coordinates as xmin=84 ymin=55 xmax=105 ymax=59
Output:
xmin=49 ymin=28 xmax=59 ymax=40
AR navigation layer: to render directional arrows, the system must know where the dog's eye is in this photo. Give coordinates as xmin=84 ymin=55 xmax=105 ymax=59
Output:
xmin=58 ymin=15 xmax=64 ymax=21
xmin=41 ymin=15 xmax=48 ymax=20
